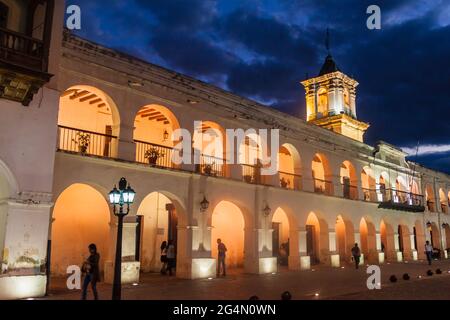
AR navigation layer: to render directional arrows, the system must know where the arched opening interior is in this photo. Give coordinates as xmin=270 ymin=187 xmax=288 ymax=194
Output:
xmin=335 ymin=215 xmax=355 ymax=262
xmin=395 ymin=177 xmax=408 ymax=204
xmin=340 ymin=161 xmax=357 ymax=200
xmin=439 ymin=189 xmax=447 ymax=213
xmin=278 ymin=144 xmax=302 ymax=190
xmin=306 ymin=212 xmax=325 ymax=265
xmin=425 ymin=184 xmax=436 ymax=212
xmin=360 ymin=218 xmax=376 ymax=261
xmin=240 ymin=133 xmax=263 ymax=184
xmin=378 ymin=173 xmax=389 ymax=202
xmin=312 ymin=153 xmax=333 ymax=195
xmin=211 ymin=201 xmax=245 ymax=271
xmin=397 ymin=225 xmax=411 ymax=256
xmin=51 ymin=184 xmax=111 ymax=277
xmin=343 ymin=87 xmax=351 ymax=110
xmin=133 ymin=105 xmax=180 ymax=168
xmin=429 ymin=223 xmax=441 ymax=251
xmin=58 ymin=86 xmax=120 ymax=158
xmin=272 ymin=208 xmax=290 ymax=266
xmin=414 ymin=221 xmax=426 ymax=259
xmin=193 ymin=121 xmax=227 ymax=177
xmin=361 ymin=167 xmax=376 ymax=201
xmin=408 ymin=180 xmax=422 ymax=206
xmin=443 ymin=225 xmax=450 ymax=254
xmin=137 ymin=192 xmax=179 ymax=273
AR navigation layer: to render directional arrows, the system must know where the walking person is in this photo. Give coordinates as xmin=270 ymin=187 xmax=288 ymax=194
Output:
xmin=160 ymin=241 xmax=168 ymax=275
xmin=81 ymin=243 xmax=100 ymax=300
xmin=351 ymin=243 xmax=361 ymax=269
xmin=217 ymin=239 xmax=227 ymax=277
xmin=166 ymin=240 xmax=176 ymax=276
xmin=425 ymin=241 xmax=433 ymax=265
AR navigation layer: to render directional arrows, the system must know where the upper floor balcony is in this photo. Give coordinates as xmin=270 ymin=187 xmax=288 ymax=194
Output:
xmin=0 ymin=1 xmax=54 ymax=105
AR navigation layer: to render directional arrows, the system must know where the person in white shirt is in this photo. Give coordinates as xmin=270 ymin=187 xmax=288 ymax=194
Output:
xmin=425 ymin=241 xmax=434 ymax=265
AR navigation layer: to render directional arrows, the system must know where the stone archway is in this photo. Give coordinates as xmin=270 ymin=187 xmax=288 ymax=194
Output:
xmin=335 ymin=215 xmax=355 ymax=264
xmin=305 ymin=211 xmax=329 ymax=265
xmin=211 ymin=201 xmax=246 ymax=274
xmin=50 ymin=183 xmax=112 ymax=277
xmin=360 ymin=217 xmax=377 ymax=263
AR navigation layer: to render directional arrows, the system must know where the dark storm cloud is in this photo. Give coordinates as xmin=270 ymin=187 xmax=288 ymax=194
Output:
xmin=70 ymin=0 xmax=450 ymax=173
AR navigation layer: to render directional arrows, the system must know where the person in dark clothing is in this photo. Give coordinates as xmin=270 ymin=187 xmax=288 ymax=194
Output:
xmin=425 ymin=241 xmax=433 ymax=266
xmin=81 ymin=243 xmax=100 ymax=300
xmin=166 ymin=240 xmax=176 ymax=276
xmin=351 ymin=243 xmax=361 ymax=269
xmin=160 ymin=241 xmax=168 ymax=275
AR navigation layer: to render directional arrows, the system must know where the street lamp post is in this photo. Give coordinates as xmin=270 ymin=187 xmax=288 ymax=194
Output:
xmin=109 ymin=177 xmax=136 ymax=300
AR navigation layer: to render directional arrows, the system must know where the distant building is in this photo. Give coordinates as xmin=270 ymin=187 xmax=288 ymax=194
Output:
xmin=0 ymin=1 xmax=449 ymax=300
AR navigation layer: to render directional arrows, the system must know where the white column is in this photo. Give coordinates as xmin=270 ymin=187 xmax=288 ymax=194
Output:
xmin=376 ymin=232 xmax=382 ymax=251
xmin=376 ymin=232 xmax=385 ymax=264
xmin=329 ymin=229 xmax=340 ymax=267
xmin=394 ymin=233 xmax=403 ymax=262
xmin=298 ymin=229 xmax=310 ymax=270
xmin=410 ymin=234 xmax=418 ymax=261
xmin=329 ymin=230 xmax=337 ymax=252
xmin=394 ymin=233 xmax=400 ymax=251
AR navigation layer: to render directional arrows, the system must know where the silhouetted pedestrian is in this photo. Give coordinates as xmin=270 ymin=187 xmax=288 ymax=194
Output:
xmin=81 ymin=243 xmax=100 ymax=300
xmin=351 ymin=243 xmax=361 ymax=269
xmin=425 ymin=241 xmax=433 ymax=265
xmin=217 ymin=239 xmax=227 ymax=277
xmin=160 ymin=241 xmax=168 ymax=275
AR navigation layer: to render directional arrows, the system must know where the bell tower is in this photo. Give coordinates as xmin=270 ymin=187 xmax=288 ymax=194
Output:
xmin=301 ymin=33 xmax=369 ymax=142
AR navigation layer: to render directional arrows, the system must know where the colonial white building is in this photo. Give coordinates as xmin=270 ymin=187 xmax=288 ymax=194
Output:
xmin=0 ymin=1 xmax=449 ymax=300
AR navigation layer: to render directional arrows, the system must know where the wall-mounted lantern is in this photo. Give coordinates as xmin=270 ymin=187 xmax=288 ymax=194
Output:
xmin=200 ymin=196 xmax=210 ymax=213
xmin=163 ymin=130 xmax=169 ymax=142
xmin=263 ymin=204 xmax=272 ymax=217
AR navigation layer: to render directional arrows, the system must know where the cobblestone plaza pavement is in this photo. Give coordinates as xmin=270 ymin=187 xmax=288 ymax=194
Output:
xmin=43 ymin=260 xmax=450 ymax=300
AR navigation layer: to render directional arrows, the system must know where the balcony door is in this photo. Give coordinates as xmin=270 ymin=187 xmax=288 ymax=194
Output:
xmin=0 ymin=2 xmax=8 ymax=29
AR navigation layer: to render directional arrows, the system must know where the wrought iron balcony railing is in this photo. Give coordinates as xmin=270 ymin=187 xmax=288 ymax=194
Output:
xmin=58 ymin=126 xmax=118 ymax=158
xmin=135 ymin=140 xmax=176 ymax=169
xmin=342 ymin=183 xmax=358 ymax=200
xmin=378 ymin=189 xmax=425 ymax=212
xmin=362 ymin=188 xmax=378 ymax=202
xmin=196 ymin=154 xmax=226 ymax=178
xmin=279 ymin=172 xmax=302 ymax=191
xmin=313 ymin=178 xmax=333 ymax=196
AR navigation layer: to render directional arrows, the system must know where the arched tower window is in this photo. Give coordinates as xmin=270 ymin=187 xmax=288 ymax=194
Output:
xmin=0 ymin=2 xmax=9 ymax=29
xmin=317 ymin=88 xmax=328 ymax=115
xmin=344 ymin=88 xmax=350 ymax=108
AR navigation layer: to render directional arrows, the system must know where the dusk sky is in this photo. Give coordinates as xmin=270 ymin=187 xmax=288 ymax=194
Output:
xmin=67 ymin=0 xmax=450 ymax=174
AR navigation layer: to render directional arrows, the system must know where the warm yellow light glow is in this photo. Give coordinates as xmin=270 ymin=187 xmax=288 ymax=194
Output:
xmin=52 ymin=184 xmax=111 ymax=276
xmin=137 ymin=192 xmax=174 ymax=273
xmin=211 ymin=201 xmax=245 ymax=268
xmin=0 ymin=276 xmax=46 ymax=300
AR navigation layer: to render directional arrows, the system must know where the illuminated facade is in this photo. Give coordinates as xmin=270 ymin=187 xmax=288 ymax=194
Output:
xmin=0 ymin=3 xmax=450 ymax=300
